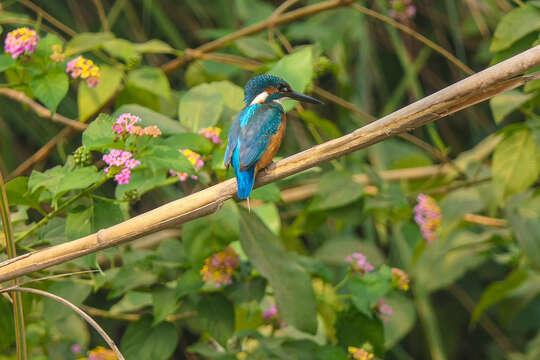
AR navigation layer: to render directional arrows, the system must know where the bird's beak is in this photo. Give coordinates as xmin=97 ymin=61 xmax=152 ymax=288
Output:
xmin=283 ymin=91 xmax=323 ymax=104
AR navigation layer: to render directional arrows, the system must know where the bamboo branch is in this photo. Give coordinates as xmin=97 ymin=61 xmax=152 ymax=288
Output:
xmin=0 ymin=45 xmax=539 ymax=283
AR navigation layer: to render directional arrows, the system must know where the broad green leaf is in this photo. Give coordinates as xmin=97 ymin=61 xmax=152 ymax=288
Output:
xmin=0 ymin=54 xmax=15 ymax=72
xmin=346 ymin=266 xmax=393 ymax=317
xmin=316 ymin=346 xmax=348 ymax=360
xmin=30 ymin=68 xmax=69 ymax=112
xmin=492 ymin=129 xmax=539 ymax=202
xmin=0 ymin=300 xmax=15 ymax=351
xmin=315 ymin=236 xmax=385 ymax=266
xmin=43 ymin=281 xmax=92 ymax=325
xmin=197 ymin=294 xmax=235 ymax=346
xmin=110 ymin=291 xmax=153 ymax=314
xmin=471 ymin=269 xmax=528 ymax=323
xmin=308 ymin=171 xmax=364 ymax=211
xmin=56 ymin=166 xmax=102 ymax=197
xmin=133 ymin=39 xmax=175 ymax=54
xmin=78 ymin=65 xmax=123 ymax=122
xmin=152 ymin=286 xmax=178 ymax=325
xmin=115 ymin=169 xmax=169 ymax=200
xmin=491 ymin=5 xmax=540 ymax=52
xmin=162 ymin=133 xmax=213 ymax=154
xmin=121 ymin=316 xmax=178 ymax=360
xmin=28 ymin=165 xmax=68 ymax=195
xmin=179 ymin=83 xmax=225 ymax=131
xmin=34 ymin=33 xmax=62 ymax=58
xmin=506 ymin=192 xmax=540 ymax=267
xmin=252 ymin=203 xmax=281 ymax=235
xmin=383 ymin=294 xmax=416 ymax=348
xmin=65 ymin=200 xmax=125 ymax=241
xmin=110 ymin=265 xmax=158 ymax=298
xmin=102 ymin=38 xmax=141 ymax=64
xmin=269 ymin=46 xmax=313 ymax=111
xmin=225 ymin=277 xmax=267 ymax=304
xmin=65 ymin=205 xmax=92 ymax=240
xmin=127 ymin=66 xmax=171 ymax=99
xmin=251 ymin=183 xmax=282 ymax=202
xmin=183 ymin=201 xmax=239 ymax=266
xmin=239 ymin=209 xmax=318 ymax=334
xmin=235 ymin=37 xmax=280 ymax=60
xmin=82 ymin=113 xmax=116 ymax=150
xmin=489 ymin=90 xmax=534 ymax=124
xmin=114 ymin=104 xmax=186 ymax=135
xmin=176 ymin=269 xmax=204 ymax=299
xmin=335 ymin=308 xmax=385 ymax=356
xmin=5 ymin=176 xmax=40 ymax=209
xmin=211 ymin=80 xmax=245 ymax=112
xmin=143 ymin=145 xmax=194 ymax=173
xmin=66 ymin=32 xmax=115 ymax=55
xmin=298 ymin=110 xmax=341 ymax=139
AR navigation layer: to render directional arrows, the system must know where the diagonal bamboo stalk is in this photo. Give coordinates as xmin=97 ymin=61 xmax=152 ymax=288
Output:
xmin=0 ymin=45 xmax=539 ymax=283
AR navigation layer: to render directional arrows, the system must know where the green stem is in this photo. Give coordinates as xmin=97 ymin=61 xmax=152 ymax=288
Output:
xmin=415 ymin=290 xmax=447 ymax=360
xmin=0 ymin=172 xmax=28 ymax=360
xmin=334 ymin=272 xmax=351 ymax=291
xmin=15 ymin=176 xmax=109 ymax=243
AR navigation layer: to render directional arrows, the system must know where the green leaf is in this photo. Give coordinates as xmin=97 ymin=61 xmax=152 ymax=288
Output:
xmin=225 ymin=276 xmax=267 ymax=304
xmin=492 ymin=129 xmax=539 ymax=202
xmin=211 ymin=80 xmax=245 ymax=112
xmin=82 ymin=113 xmax=116 ymax=150
xmin=239 ymin=208 xmax=318 ymax=334
xmin=506 ymin=192 xmax=540 ymax=267
xmin=315 ymin=235 xmax=385 ymax=266
xmin=162 ymin=133 xmax=213 ymax=154
xmin=0 ymin=54 xmax=15 ymax=72
xmin=110 ymin=265 xmax=158 ymax=298
xmin=65 ymin=200 xmax=125 ymax=241
xmin=121 ymin=316 xmax=178 ymax=360
xmin=346 ymin=266 xmax=393 ymax=317
xmin=251 ymin=183 xmax=282 ymax=202
xmin=127 ymin=67 xmax=171 ymax=99
xmin=491 ymin=5 xmax=540 ymax=52
xmin=269 ymin=46 xmax=313 ymax=111
xmin=56 ymin=166 xmax=102 ymax=197
xmin=102 ymin=38 xmax=141 ymax=64
xmin=43 ymin=281 xmax=92 ymax=325
xmin=143 ymin=145 xmax=194 ymax=173
xmin=5 ymin=176 xmax=40 ymax=209
xmin=30 ymin=68 xmax=69 ymax=112
xmin=28 ymin=165 xmax=68 ymax=195
xmin=179 ymin=83 xmax=224 ymax=131
xmin=316 ymin=345 xmax=348 ymax=360
xmin=65 ymin=205 xmax=92 ymax=240
xmin=471 ymin=269 xmax=528 ymax=324
xmin=110 ymin=291 xmax=153 ymax=314
xmin=252 ymin=203 xmax=281 ymax=235
xmin=335 ymin=308 xmax=385 ymax=356
xmin=235 ymin=37 xmax=280 ymax=60
xmin=489 ymin=90 xmax=534 ymax=124
xmin=383 ymin=294 xmax=416 ymax=348
xmin=114 ymin=104 xmax=186 ymax=135
xmin=66 ymin=32 xmax=115 ymax=54
xmin=183 ymin=201 xmax=239 ymax=266
xmin=78 ymin=65 xmax=123 ymax=122
xmin=308 ymin=171 xmax=364 ymax=211
xmin=34 ymin=33 xmax=62 ymax=58
xmin=197 ymin=294 xmax=235 ymax=346
xmin=176 ymin=269 xmax=204 ymax=299
xmin=298 ymin=110 xmax=341 ymax=139
xmin=133 ymin=39 xmax=176 ymax=54
xmin=115 ymin=169 xmax=168 ymax=200
xmin=152 ymin=286 xmax=178 ymax=325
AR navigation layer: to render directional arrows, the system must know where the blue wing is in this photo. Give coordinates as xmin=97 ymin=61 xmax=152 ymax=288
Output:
xmin=237 ymin=103 xmax=283 ymax=171
xmin=224 ymin=107 xmax=244 ymax=168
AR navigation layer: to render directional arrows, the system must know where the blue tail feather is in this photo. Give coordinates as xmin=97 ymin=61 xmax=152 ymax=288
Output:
xmin=232 ymin=146 xmax=255 ymax=199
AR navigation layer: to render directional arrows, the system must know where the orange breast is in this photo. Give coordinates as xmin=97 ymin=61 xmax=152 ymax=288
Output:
xmin=255 ymin=115 xmax=286 ymax=173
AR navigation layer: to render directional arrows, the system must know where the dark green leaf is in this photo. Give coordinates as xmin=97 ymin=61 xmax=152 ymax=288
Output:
xmin=5 ymin=176 xmax=40 ymax=209
xmin=152 ymin=286 xmax=178 ymax=325
xmin=43 ymin=281 xmax=92 ymax=325
xmin=383 ymin=294 xmax=416 ymax=348
xmin=346 ymin=266 xmax=393 ymax=316
xmin=506 ymin=192 xmax=540 ymax=267
xmin=127 ymin=67 xmax=171 ymax=99
xmin=298 ymin=110 xmax=341 ymax=139
xmin=121 ymin=316 xmax=178 ymax=360
xmin=197 ymin=293 xmax=235 ymax=346
xmin=0 ymin=54 xmax=15 ymax=72
xmin=30 ymin=68 xmax=69 ymax=112
xmin=308 ymin=171 xmax=364 ymax=211
xmin=110 ymin=265 xmax=158 ymax=298
xmin=225 ymin=277 xmax=267 ymax=304
xmin=66 ymin=32 xmax=115 ymax=54
xmin=110 ymin=291 xmax=153 ymax=314
xmin=56 ymin=166 xmax=102 ymax=197
xmin=179 ymin=83 xmax=224 ymax=131
xmin=336 ymin=308 xmax=385 ymax=356
xmin=239 ymin=208 xmax=318 ymax=334
xmin=176 ymin=269 xmax=204 ymax=299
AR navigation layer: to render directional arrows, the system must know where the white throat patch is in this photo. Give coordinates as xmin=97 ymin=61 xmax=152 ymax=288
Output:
xmin=250 ymin=91 xmax=269 ymax=105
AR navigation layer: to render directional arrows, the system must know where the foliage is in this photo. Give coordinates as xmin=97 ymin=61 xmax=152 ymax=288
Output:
xmin=0 ymin=1 xmax=540 ymax=360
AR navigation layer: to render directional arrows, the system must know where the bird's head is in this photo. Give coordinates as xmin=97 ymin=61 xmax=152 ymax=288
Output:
xmin=244 ymin=74 xmax=323 ymax=106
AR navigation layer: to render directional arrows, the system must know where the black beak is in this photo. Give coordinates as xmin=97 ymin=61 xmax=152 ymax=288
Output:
xmin=283 ymin=91 xmax=323 ymax=104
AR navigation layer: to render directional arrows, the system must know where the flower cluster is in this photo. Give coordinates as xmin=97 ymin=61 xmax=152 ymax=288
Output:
xmin=66 ymin=56 xmax=100 ymax=87
xmin=346 ymin=252 xmax=374 ymax=275
xmin=392 ymin=267 xmax=409 ymax=291
xmin=348 ymin=346 xmax=374 ymax=360
xmin=199 ymin=126 xmax=222 ymax=145
xmin=112 ymin=113 xmax=162 ymax=138
xmin=389 ymin=0 xmax=416 ymax=22
xmin=414 ymin=193 xmax=441 ymax=243
xmin=102 ymin=149 xmax=140 ymax=184
xmin=130 ymin=125 xmax=162 ymax=137
xmin=200 ymin=247 xmax=239 ymax=287
xmin=376 ymin=298 xmax=393 ymax=323
xmin=50 ymin=44 xmax=65 ymax=62
xmin=4 ymin=27 xmax=39 ymax=59
xmin=170 ymin=149 xmax=204 ymax=181
xmin=83 ymin=346 xmax=117 ymax=360
xmin=263 ymin=304 xmax=286 ymax=328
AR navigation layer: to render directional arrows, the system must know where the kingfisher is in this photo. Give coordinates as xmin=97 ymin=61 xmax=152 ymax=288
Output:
xmin=224 ymin=74 xmax=323 ymax=202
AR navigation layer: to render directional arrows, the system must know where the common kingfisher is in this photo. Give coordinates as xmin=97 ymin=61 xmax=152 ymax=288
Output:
xmin=224 ymin=74 xmax=323 ymax=200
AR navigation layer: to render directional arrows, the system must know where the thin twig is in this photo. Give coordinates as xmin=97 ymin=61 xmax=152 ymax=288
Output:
xmin=92 ymin=0 xmax=110 ymax=32
xmin=0 ymin=287 xmax=124 ymax=360
xmin=268 ymin=0 xmax=302 ymax=42
xmin=82 ymin=305 xmax=196 ymax=322
xmin=351 ymin=3 xmax=474 ymax=75
xmin=17 ymin=0 xmax=77 ymax=36
xmin=463 ymin=213 xmax=508 ymax=228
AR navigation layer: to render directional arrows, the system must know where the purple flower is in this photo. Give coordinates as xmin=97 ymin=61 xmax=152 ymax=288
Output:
xmin=413 ymin=193 xmax=441 ymax=243
xmin=376 ymin=298 xmax=393 ymax=322
xmin=263 ymin=304 xmax=278 ymax=319
xmin=4 ymin=27 xmax=39 ymax=59
xmin=262 ymin=304 xmax=286 ymax=328
xmin=345 ymin=252 xmax=374 ymax=275
xmin=200 ymin=247 xmax=239 ymax=287
xmin=199 ymin=126 xmax=222 ymax=145
xmin=112 ymin=113 xmax=142 ymax=135
xmin=102 ymin=149 xmax=140 ymax=184
xmin=170 ymin=149 xmax=204 ymax=182
xmin=66 ymin=56 xmax=100 ymax=87
xmin=70 ymin=344 xmax=82 ymax=354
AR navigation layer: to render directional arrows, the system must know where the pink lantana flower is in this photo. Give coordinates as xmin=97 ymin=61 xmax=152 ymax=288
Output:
xmin=4 ymin=27 xmax=39 ymax=59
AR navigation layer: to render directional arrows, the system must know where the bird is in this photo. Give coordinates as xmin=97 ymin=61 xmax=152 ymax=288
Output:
xmin=224 ymin=74 xmax=323 ymax=204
